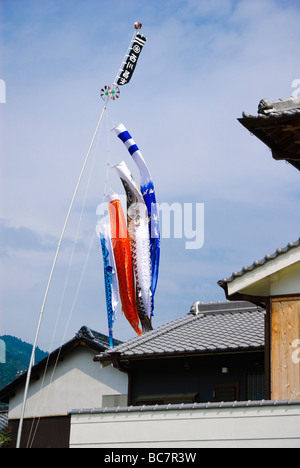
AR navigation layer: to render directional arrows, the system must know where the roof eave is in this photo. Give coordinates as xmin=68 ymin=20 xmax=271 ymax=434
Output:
xmin=238 ymin=112 xmax=300 ymax=169
xmin=219 ymin=244 xmax=300 ymax=298
xmin=95 ymin=345 xmax=265 ymax=365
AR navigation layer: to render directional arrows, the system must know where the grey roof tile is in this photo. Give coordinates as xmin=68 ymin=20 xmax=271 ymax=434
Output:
xmin=242 ymin=97 xmax=300 ymax=119
xmin=239 ymin=96 xmax=300 ymax=172
xmin=95 ymin=301 xmax=265 ymax=361
xmin=70 ymin=399 xmax=300 ymax=415
xmin=76 ymin=325 xmax=122 ymax=348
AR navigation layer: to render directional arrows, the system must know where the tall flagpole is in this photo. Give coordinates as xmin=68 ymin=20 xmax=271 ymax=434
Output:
xmin=16 ymin=104 xmax=107 ymax=448
xmin=16 ymin=21 xmax=146 ymax=448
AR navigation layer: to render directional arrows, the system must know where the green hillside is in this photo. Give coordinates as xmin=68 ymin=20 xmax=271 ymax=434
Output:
xmin=0 ymin=335 xmax=48 ymax=393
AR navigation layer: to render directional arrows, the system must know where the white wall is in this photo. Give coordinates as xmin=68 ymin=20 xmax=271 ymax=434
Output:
xmin=227 ymin=248 xmax=300 ymax=297
xmin=270 ymin=262 xmax=300 ymax=296
xmin=70 ymin=402 xmax=300 ymax=448
xmin=9 ymin=346 xmax=128 ymax=419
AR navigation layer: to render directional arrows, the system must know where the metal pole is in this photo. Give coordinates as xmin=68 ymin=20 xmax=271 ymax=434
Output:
xmin=16 ymin=104 xmax=107 ymax=448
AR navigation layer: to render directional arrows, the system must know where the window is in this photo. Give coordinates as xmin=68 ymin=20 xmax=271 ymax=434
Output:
xmin=246 ymin=373 xmax=264 ymax=400
xmin=214 ymin=383 xmax=239 ymax=402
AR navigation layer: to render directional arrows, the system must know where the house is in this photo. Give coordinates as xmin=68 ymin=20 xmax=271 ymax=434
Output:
xmin=94 ymin=301 xmax=266 ymax=405
xmin=71 ymin=301 xmax=300 ymax=448
xmin=238 ymin=96 xmax=300 ymax=171
xmin=70 ymin=301 xmax=292 ymax=448
xmin=218 ymin=238 xmax=300 ymax=401
xmin=69 ymin=284 xmax=300 ymax=448
xmin=0 ymin=326 xmax=127 ymax=448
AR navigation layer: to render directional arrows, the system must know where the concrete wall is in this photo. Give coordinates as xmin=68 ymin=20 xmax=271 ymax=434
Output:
xmin=9 ymin=346 xmax=128 ymax=419
xmin=70 ymin=401 xmax=300 ymax=448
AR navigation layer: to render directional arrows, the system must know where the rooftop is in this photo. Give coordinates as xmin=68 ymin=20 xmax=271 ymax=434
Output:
xmin=218 ymin=237 xmax=300 ymax=287
xmin=76 ymin=326 xmax=122 ymax=348
xmin=70 ymin=399 xmax=300 ymax=415
xmin=95 ymin=301 xmax=265 ymax=363
xmin=239 ymin=96 xmax=300 ymax=171
xmin=0 ymin=326 xmax=122 ymax=404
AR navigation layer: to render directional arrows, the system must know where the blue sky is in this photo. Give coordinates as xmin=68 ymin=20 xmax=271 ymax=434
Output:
xmin=0 ymin=0 xmax=300 ymax=349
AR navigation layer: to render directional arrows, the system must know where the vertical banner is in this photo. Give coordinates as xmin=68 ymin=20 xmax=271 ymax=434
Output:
xmin=116 ymin=34 xmax=147 ymax=86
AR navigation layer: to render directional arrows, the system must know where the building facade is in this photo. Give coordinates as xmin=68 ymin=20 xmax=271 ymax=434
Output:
xmin=0 ymin=327 xmax=127 ymax=448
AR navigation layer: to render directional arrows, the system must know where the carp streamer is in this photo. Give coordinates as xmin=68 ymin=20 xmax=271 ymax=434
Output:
xmin=112 ymin=124 xmax=160 ymax=314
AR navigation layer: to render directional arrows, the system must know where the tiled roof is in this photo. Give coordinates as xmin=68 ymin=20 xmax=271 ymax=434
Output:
xmin=238 ymin=96 xmax=300 ymax=171
xmin=95 ymin=301 xmax=265 ymax=361
xmin=243 ymin=97 xmax=300 ymax=119
xmin=76 ymin=326 xmax=122 ymax=348
xmin=70 ymin=399 xmax=300 ymax=415
xmin=218 ymin=238 xmax=300 ymax=286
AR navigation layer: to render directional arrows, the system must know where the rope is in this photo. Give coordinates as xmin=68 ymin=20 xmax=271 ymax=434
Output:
xmin=103 ymin=106 xmax=112 ymax=198
xmin=16 ymin=104 xmax=107 ymax=449
xmin=25 ymin=109 xmax=105 ymax=448
xmin=17 ymin=24 xmax=143 ymax=448
xmin=27 ymin=230 xmax=96 ymax=447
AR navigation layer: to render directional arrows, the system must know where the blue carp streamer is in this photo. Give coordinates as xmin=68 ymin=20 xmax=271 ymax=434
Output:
xmin=112 ymin=124 xmax=160 ymax=314
xmin=96 ymin=221 xmax=119 ymax=347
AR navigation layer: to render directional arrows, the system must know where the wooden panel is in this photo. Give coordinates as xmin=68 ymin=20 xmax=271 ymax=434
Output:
xmin=271 ymin=297 xmax=300 ymax=400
